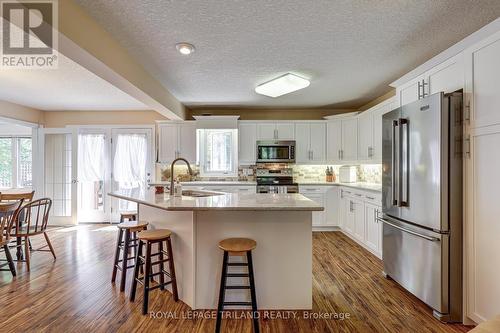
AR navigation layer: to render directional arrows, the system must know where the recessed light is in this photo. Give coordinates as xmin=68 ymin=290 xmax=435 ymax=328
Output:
xmin=176 ymin=42 xmax=195 ymax=55
xmin=255 ymin=73 xmax=310 ymax=98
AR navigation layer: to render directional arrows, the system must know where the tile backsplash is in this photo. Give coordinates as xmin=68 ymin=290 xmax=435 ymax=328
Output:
xmin=157 ymin=163 xmax=382 ymax=184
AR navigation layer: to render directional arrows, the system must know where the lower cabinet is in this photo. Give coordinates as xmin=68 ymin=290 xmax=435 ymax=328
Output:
xmin=300 ymin=186 xmax=339 ymax=229
xmin=339 ymin=187 xmax=382 ymax=258
xmin=183 ymin=185 xmax=256 ymax=194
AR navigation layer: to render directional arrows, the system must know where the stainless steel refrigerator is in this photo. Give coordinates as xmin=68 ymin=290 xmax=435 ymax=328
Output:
xmin=380 ymin=91 xmax=463 ymax=322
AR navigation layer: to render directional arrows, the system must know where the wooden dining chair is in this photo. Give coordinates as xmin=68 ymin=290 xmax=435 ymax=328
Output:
xmin=10 ymin=198 xmax=54 ymax=271
xmin=0 ymin=200 xmax=23 ymax=276
xmin=0 ymin=191 xmax=35 ymax=203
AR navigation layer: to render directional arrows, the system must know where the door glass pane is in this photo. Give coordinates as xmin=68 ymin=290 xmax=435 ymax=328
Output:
xmin=78 ymin=134 xmax=106 ymax=218
xmin=0 ymin=138 xmax=12 ymax=188
xmin=113 ymin=133 xmax=147 ymax=211
xmin=18 ymin=138 xmax=32 ymax=188
xmin=44 ymin=134 xmax=72 ymax=217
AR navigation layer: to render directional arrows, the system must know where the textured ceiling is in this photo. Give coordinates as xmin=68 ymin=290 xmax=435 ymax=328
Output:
xmin=75 ymin=0 xmax=500 ymax=108
xmin=0 ymin=51 xmax=147 ymax=111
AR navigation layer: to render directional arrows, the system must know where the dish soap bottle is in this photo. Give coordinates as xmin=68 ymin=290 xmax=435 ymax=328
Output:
xmin=174 ymin=179 xmax=182 ymax=197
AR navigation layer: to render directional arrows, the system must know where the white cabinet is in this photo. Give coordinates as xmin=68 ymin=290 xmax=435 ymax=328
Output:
xmin=464 ymin=31 xmax=500 ymax=323
xmin=395 ymin=54 xmax=463 ymax=107
xmin=357 ymin=111 xmax=373 ymax=160
xmin=238 ymin=123 xmax=257 ymax=165
xmin=158 ymin=122 xmax=196 ymax=163
xmin=326 ymin=118 xmax=358 ymax=163
xmin=257 ymin=122 xmax=294 ymax=140
xmin=338 ymin=187 xmax=383 ymax=258
xmin=295 ymin=123 xmax=326 ymax=163
xmin=302 ymin=193 xmax=326 ymax=226
xmin=364 ymin=203 xmax=382 ymax=256
xmin=342 ymin=118 xmax=358 ymax=161
xmin=326 ymin=186 xmax=340 ymax=227
xmin=300 ymin=186 xmax=333 ymax=228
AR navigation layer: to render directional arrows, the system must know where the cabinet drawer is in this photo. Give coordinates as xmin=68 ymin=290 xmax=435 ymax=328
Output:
xmin=299 ymin=186 xmax=329 ymax=194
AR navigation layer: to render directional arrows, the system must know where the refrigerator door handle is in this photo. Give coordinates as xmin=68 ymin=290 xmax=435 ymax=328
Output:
xmin=392 ymin=120 xmax=399 ymax=206
xmin=399 ymin=118 xmax=409 ymax=207
xmin=378 ymin=217 xmax=440 ymax=242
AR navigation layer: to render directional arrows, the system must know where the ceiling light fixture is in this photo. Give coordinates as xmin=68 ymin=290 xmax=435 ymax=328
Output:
xmin=176 ymin=42 xmax=195 ymax=55
xmin=255 ymin=73 xmax=310 ymax=98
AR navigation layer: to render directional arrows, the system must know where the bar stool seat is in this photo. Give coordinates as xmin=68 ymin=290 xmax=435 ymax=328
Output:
xmin=218 ymin=238 xmax=257 ymax=253
xmin=138 ymin=229 xmax=172 ymax=241
xmin=118 ymin=220 xmax=149 ymax=231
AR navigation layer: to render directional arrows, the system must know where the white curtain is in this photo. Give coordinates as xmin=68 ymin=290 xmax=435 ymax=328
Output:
xmin=78 ymin=134 xmax=106 ymax=181
xmin=113 ymin=134 xmax=147 ymax=190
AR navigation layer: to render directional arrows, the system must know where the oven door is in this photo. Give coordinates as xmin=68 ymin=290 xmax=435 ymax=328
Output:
xmin=256 ymin=141 xmax=295 ymax=163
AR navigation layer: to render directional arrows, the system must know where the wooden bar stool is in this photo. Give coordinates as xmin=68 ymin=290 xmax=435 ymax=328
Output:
xmin=111 ymin=220 xmax=149 ymax=292
xmin=120 ymin=211 xmax=138 ymax=223
xmin=215 ymin=238 xmax=259 ymax=333
xmin=130 ymin=229 xmax=178 ymax=315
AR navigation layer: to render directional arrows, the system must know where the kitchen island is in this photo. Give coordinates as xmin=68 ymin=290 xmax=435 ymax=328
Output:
xmin=109 ymin=190 xmax=323 ymax=310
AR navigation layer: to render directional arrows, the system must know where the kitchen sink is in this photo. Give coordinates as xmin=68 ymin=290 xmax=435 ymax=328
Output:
xmin=181 ymin=190 xmax=224 ymax=197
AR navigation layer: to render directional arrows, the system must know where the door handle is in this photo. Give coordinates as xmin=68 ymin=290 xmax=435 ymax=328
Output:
xmin=399 ymin=118 xmax=409 ymax=207
xmin=378 ymin=217 xmax=440 ymax=242
xmin=392 ymin=120 xmax=398 ymax=206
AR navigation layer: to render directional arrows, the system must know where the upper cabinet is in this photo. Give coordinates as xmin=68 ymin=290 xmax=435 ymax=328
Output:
xmin=295 ymin=123 xmax=326 ymax=163
xmin=256 ymin=122 xmax=295 ymax=140
xmin=158 ymin=122 xmax=196 ymax=164
xmin=395 ymin=54 xmax=464 ymax=107
xmin=238 ymin=122 xmax=257 ymax=165
xmin=357 ymin=98 xmax=397 ymax=162
xmin=326 ymin=117 xmax=358 ymax=163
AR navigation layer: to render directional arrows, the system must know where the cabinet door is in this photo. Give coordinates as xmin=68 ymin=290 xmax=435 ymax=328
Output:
xmin=372 ymin=103 xmax=392 ymax=162
xmin=303 ymin=193 xmax=326 ymax=227
xmin=179 ymin=122 xmax=197 ymax=163
xmin=238 ymin=123 xmax=257 ymax=164
xmin=276 ymin=123 xmax=295 ymax=140
xmin=158 ymin=124 xmax=178 ymax=163
xmin=357 ymin=112 xmax=373 ymax=160
xmin=353 ymin=197 xmax=365 ymax=242
xmin=309 ymin=123 xmax=326 ymax=162
xmin=343 ymin=197 xmax=355 ymax=235
xmin=364 ymin=203 xmax=381 ymax=254
xmin=341 ymin=118 xmax=358 ymax=161
xmin=398 ymin=77 xmax=420 ymax=106
xmin=326 ymin=187 xmax=340 ymax=226
xmin=427 ymin=54 xmax=463 ymax=96
xmin=295 ymin=123 xmax=311 ymax=163
xmin=327 ymin=121 xmax=342 ymax=162
xmin=257 ymin=123 xmax=276 ymax=140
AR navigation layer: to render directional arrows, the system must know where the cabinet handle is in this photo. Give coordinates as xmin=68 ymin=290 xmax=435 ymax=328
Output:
xmin=417 ymin=81 xmax=422 ymax=99
xmin=311 ymin=150 xmax=314 ymax=160
xmin=341 ymin=150 xmax=344 ymax=159
xmin=338 ymin=150 xmax=341 ymax=160
xmin=274 ymin=129 xmax=278 ymax=139
xmin=422 ymin=79 xmax=428 ymax=98
xmin=355 ymin=193 xmax=362 ymax=197
xmin=366 ymin=196 xmax=375 ymax=200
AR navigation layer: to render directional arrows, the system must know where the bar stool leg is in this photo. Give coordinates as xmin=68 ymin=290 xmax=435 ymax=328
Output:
xmin=159 ymin=241 xmax=165 ymax=290
xmin=142 ymin=241 xmax=152 ymax=315
xmin=120 ymin=230 xmax=131 ymax=292
xmin=247 ymin=251 xmax=259 ymax=333
xmin=215 ymin=251 xmax=228 ymax=333
xmin=4 ymin=245 xmax=16 ymax=276
xmin=130 ymin=240 xmax=143 ymax=302
xmin=166 ymin=236 xmax=178 ymax=301
xmin=111 ymin=229 xmax=123 ymax=283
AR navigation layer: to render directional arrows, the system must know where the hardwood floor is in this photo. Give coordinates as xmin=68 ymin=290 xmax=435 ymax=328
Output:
xmin=0 ymin=225 xmax=472 ymax=333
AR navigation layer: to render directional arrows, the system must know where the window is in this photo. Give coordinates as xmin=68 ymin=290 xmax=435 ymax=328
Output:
xmin=0 ymin=137 xmax=32 ymax=189
xmin=197 ymin=129 xmax=238 ymax=177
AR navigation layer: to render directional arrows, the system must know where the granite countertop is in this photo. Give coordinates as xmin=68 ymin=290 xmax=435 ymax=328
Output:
xmin=149 ymin=181 xmax=257 ymax=186
xmin=109 ymin=190 xmax=324 ymax=212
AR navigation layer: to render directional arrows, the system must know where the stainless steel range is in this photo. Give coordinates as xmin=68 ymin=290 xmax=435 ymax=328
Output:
xmin=256 ymin=168 xmax=298 ymax=193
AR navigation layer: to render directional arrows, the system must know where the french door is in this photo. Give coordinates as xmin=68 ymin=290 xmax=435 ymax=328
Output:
xmin=39 ymin=128 xmax=78 ymax=225
xmin=110 ymin=128 xmax=153 ymax=222
xmin=39 ymin=127 xmax=153 ymax=224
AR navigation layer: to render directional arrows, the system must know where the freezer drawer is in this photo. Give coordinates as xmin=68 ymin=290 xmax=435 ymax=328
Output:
xmin=381 ymin=216 xmax=449 ymax=315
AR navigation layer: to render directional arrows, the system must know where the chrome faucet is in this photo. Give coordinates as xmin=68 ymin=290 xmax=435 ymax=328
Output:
xmin=169 ymin=157 xmax=194 ymax=196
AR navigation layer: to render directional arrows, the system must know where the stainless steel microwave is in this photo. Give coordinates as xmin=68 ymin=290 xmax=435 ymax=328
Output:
xmin=256 ymin=140 xmax=296 ymax=163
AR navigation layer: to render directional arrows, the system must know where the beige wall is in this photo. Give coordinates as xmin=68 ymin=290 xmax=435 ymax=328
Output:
xmin=357 ymin=89 xmax=395 ymax=111
xmin=0 ymin=100 xmax=44 ymax=124
xmin=43 ymin=110 xmax=167 ymax=127
xmin=187 ymin=108 xmax=355 ymax=120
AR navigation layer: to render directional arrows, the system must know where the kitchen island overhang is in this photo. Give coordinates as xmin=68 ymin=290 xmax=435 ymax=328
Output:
xmin=109 ymin=191 xmax=323 ymax=310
